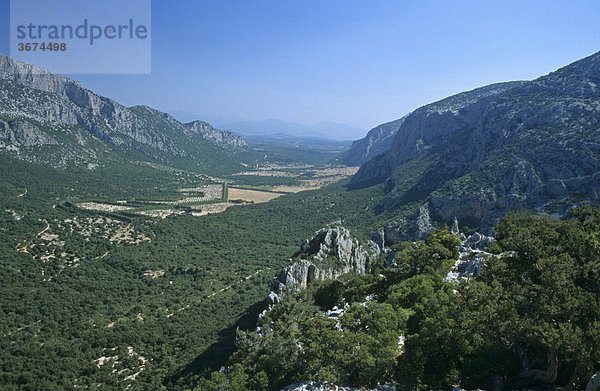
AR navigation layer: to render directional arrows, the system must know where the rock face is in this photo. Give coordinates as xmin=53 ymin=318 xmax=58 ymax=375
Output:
xmin=185 ymin=120 xmax=248 ymax=149
xmin=445 ymin=230 xmax=498 ymax=282
xmin=0 ymin=119 xmax=58 ymax=147
xmin=0 ymin=54 xmax=253 ymax=172
xmin=352 ymin=51 xmax=600 ymax=232
xmin=277 ymin=226 xmax=380 ymax=288
xmin=267 ymin=226 xmax=379 ymax=307
xmin=370 ymin=204 xmax=435 ymax=247
xmin=439 ymin=217 xmax=505 ymax=282
xmin=339 ymin=116 xmax=406 ymax=166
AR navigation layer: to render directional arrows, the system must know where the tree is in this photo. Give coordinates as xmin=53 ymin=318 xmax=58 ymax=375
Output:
xmin=392 ymin=227 xmax=460 ymax=280
xmin=314 ymin=280 xmax=344 ymax=310
xmin=464 ymin=208 xmax=600 ymax=389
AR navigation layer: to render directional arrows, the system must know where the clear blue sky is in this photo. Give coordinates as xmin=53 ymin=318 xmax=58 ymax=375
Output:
xmin=1 ymin=0 xmax=598 ymax=131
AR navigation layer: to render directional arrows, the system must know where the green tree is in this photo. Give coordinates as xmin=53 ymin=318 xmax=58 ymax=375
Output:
xmin=463 ymin=208 xmax=600 ymax=389
xmin=314 ymin=280 xmax=344 ymax=310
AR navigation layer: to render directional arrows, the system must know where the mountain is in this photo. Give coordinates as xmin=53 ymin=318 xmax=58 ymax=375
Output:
xmin=223 ymin=118 xmax=366 ymax=141
xmin=0 ymin=55 xmax=255 ymax=174
xmin=339 ymin=116 xmax=407 ymax=166
xmin=352 ymin=51 xmax=600 ymax=233
xmin=184 ymin=120 xmax=248 ymax=149
xmin=245 ymin=133 xmax=352 ymax=165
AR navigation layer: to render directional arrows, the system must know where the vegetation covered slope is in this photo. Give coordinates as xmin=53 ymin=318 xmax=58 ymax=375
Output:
xmin=0 ymin=54 xmax=390 ymax=390
xmin=353 ymin=52 xmax=600 ymax=231
xmin=198 ymin=208 xmax=600 ymax=390
xmin=2 ymin=48 xmax=600 ymax=391
xmin=0 ymin=151 xmax=388 ymax=390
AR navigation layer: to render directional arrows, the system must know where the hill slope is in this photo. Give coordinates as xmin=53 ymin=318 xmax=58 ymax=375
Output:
xmin=352 ymin=52 xmax=600 ymax=231
xmin=339 ymin=116 xmax=406 ymax=166
xmin=0 ymin=55 xmax=256 ymax=174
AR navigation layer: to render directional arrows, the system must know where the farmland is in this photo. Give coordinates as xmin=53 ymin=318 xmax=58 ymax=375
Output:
xmin=68 ymin=165 xmax=359 ymax=219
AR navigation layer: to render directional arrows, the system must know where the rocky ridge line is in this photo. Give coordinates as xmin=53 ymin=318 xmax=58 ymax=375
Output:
xmin=352 ymin=52 xmax=600 ymax=233
xmin=266 ymin=226 xmax=380 ymax=307
xmin=0 ymin=54 xmax=251 ymax=168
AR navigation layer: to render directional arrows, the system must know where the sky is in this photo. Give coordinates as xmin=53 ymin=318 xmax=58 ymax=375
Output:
xmin=0 ymin=0 xmax=599 ymax=133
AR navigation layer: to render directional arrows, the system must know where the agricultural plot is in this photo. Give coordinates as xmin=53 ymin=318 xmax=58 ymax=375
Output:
xmin=228 ymin=187 xmax=286 ymax=203
xmin=69 ymin=165 xmax=358 ymax=220
xmin=231 ymin=165 xmax=360 ymax=193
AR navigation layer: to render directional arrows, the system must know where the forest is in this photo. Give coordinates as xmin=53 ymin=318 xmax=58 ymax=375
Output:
xmin=2 ymin=154 xmax=599 ymax=390
xmin=197 ymin=207 xmax=600 ymax=390
xmin=0 ymin=154 xmax=392 ymax=389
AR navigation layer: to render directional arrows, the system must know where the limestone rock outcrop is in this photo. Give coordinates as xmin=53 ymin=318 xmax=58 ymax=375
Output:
xmin=277 ymin=226 xmax=379 ymax=287
xmin=445 ymin=220 xmax=498 ymax=282
xmin=267 ymin=226 xmax=380 ymax=307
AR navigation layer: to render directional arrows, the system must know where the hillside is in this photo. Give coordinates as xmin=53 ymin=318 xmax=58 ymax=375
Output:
xmin=200 ymin=209 xmax=600 ymax=390
xmin=0 ymin=55 xmax=257 ymax=174
xmin=352 ymin=52 xmax=600 ymax=233
xmin=3 ymin=47 xmax=600 ymax=391
xmin=339 ymin=116 xmax=406 ymax=166
xmin=0 ymin=147 xmax=386 ymax=390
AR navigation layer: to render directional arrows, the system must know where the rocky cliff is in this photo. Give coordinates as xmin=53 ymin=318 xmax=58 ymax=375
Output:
xmin=352 ymin=51 xmax=600 ymax=232
xmin=339 ymin=116 xmax=406 ymax=166
xmin=0 ymin=54 xmax=255 ymax=173
xmin=185 ymin=120 xmax=248 ymax=149
xmin=278 ymin=226 xmax=379 ymax=287
xmin=268 ymin=226 xmax=380 ymax=306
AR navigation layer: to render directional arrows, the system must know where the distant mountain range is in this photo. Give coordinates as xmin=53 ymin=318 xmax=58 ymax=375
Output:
xmin=0 ymin=55 xmax=256 ymax=174
xmin=352 ymin=51 xmax=600 ymax=235
xmin=220 ymin=118 xmax=367 ymax=141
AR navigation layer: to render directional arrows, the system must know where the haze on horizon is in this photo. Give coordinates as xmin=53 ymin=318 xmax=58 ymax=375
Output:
xmin=0 ymin=0 xmax=598 ymax=135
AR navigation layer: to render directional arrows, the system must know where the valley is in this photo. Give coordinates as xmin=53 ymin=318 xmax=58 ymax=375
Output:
xmin=0 ymin=150 xmax=384 ymax=389
xmin=63 ymin=164 xmax=359 ymax=220
xmin=1 ymin=49 xmax=599 ymax=390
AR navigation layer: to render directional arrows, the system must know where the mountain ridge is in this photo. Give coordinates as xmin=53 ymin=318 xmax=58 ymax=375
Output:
xmin=339 ymin=116 xmax=407 ymax=166
xmin=352 ymin=51 xmax=600 ymax=232
xmin=0 ymin=54 xmax=254 ymax=173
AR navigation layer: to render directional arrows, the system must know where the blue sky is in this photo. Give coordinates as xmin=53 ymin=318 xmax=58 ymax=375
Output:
xmin=1 ymin=0 xmax=599 ymax=132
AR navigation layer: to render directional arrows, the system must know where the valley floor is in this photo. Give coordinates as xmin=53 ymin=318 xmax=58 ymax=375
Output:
xmin=0 ymin=156 xmax=383 ymax=390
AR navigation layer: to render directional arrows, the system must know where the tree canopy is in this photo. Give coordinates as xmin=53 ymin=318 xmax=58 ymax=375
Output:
xmin=196 ymin=208 xmax=600 ymax=390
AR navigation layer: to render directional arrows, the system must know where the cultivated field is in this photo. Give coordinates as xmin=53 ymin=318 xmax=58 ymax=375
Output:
xmin=235 ymin=165 xmax=359 ymax=178
xmin=71 ymin=165 xmax=358 ymax=219
xmin=228 ymin=187 xmax=287 ymax=203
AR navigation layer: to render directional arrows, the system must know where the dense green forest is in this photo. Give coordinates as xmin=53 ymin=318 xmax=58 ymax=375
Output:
xmin=197 ymin=208 xmax=600 ymax=390
xmin=0 ymin=154 xmax=393 ymax=389
xmin=3 ymin=156 xmax=599 ymax=390
xmin=2 ymin=30 xmax=599 ymax=391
